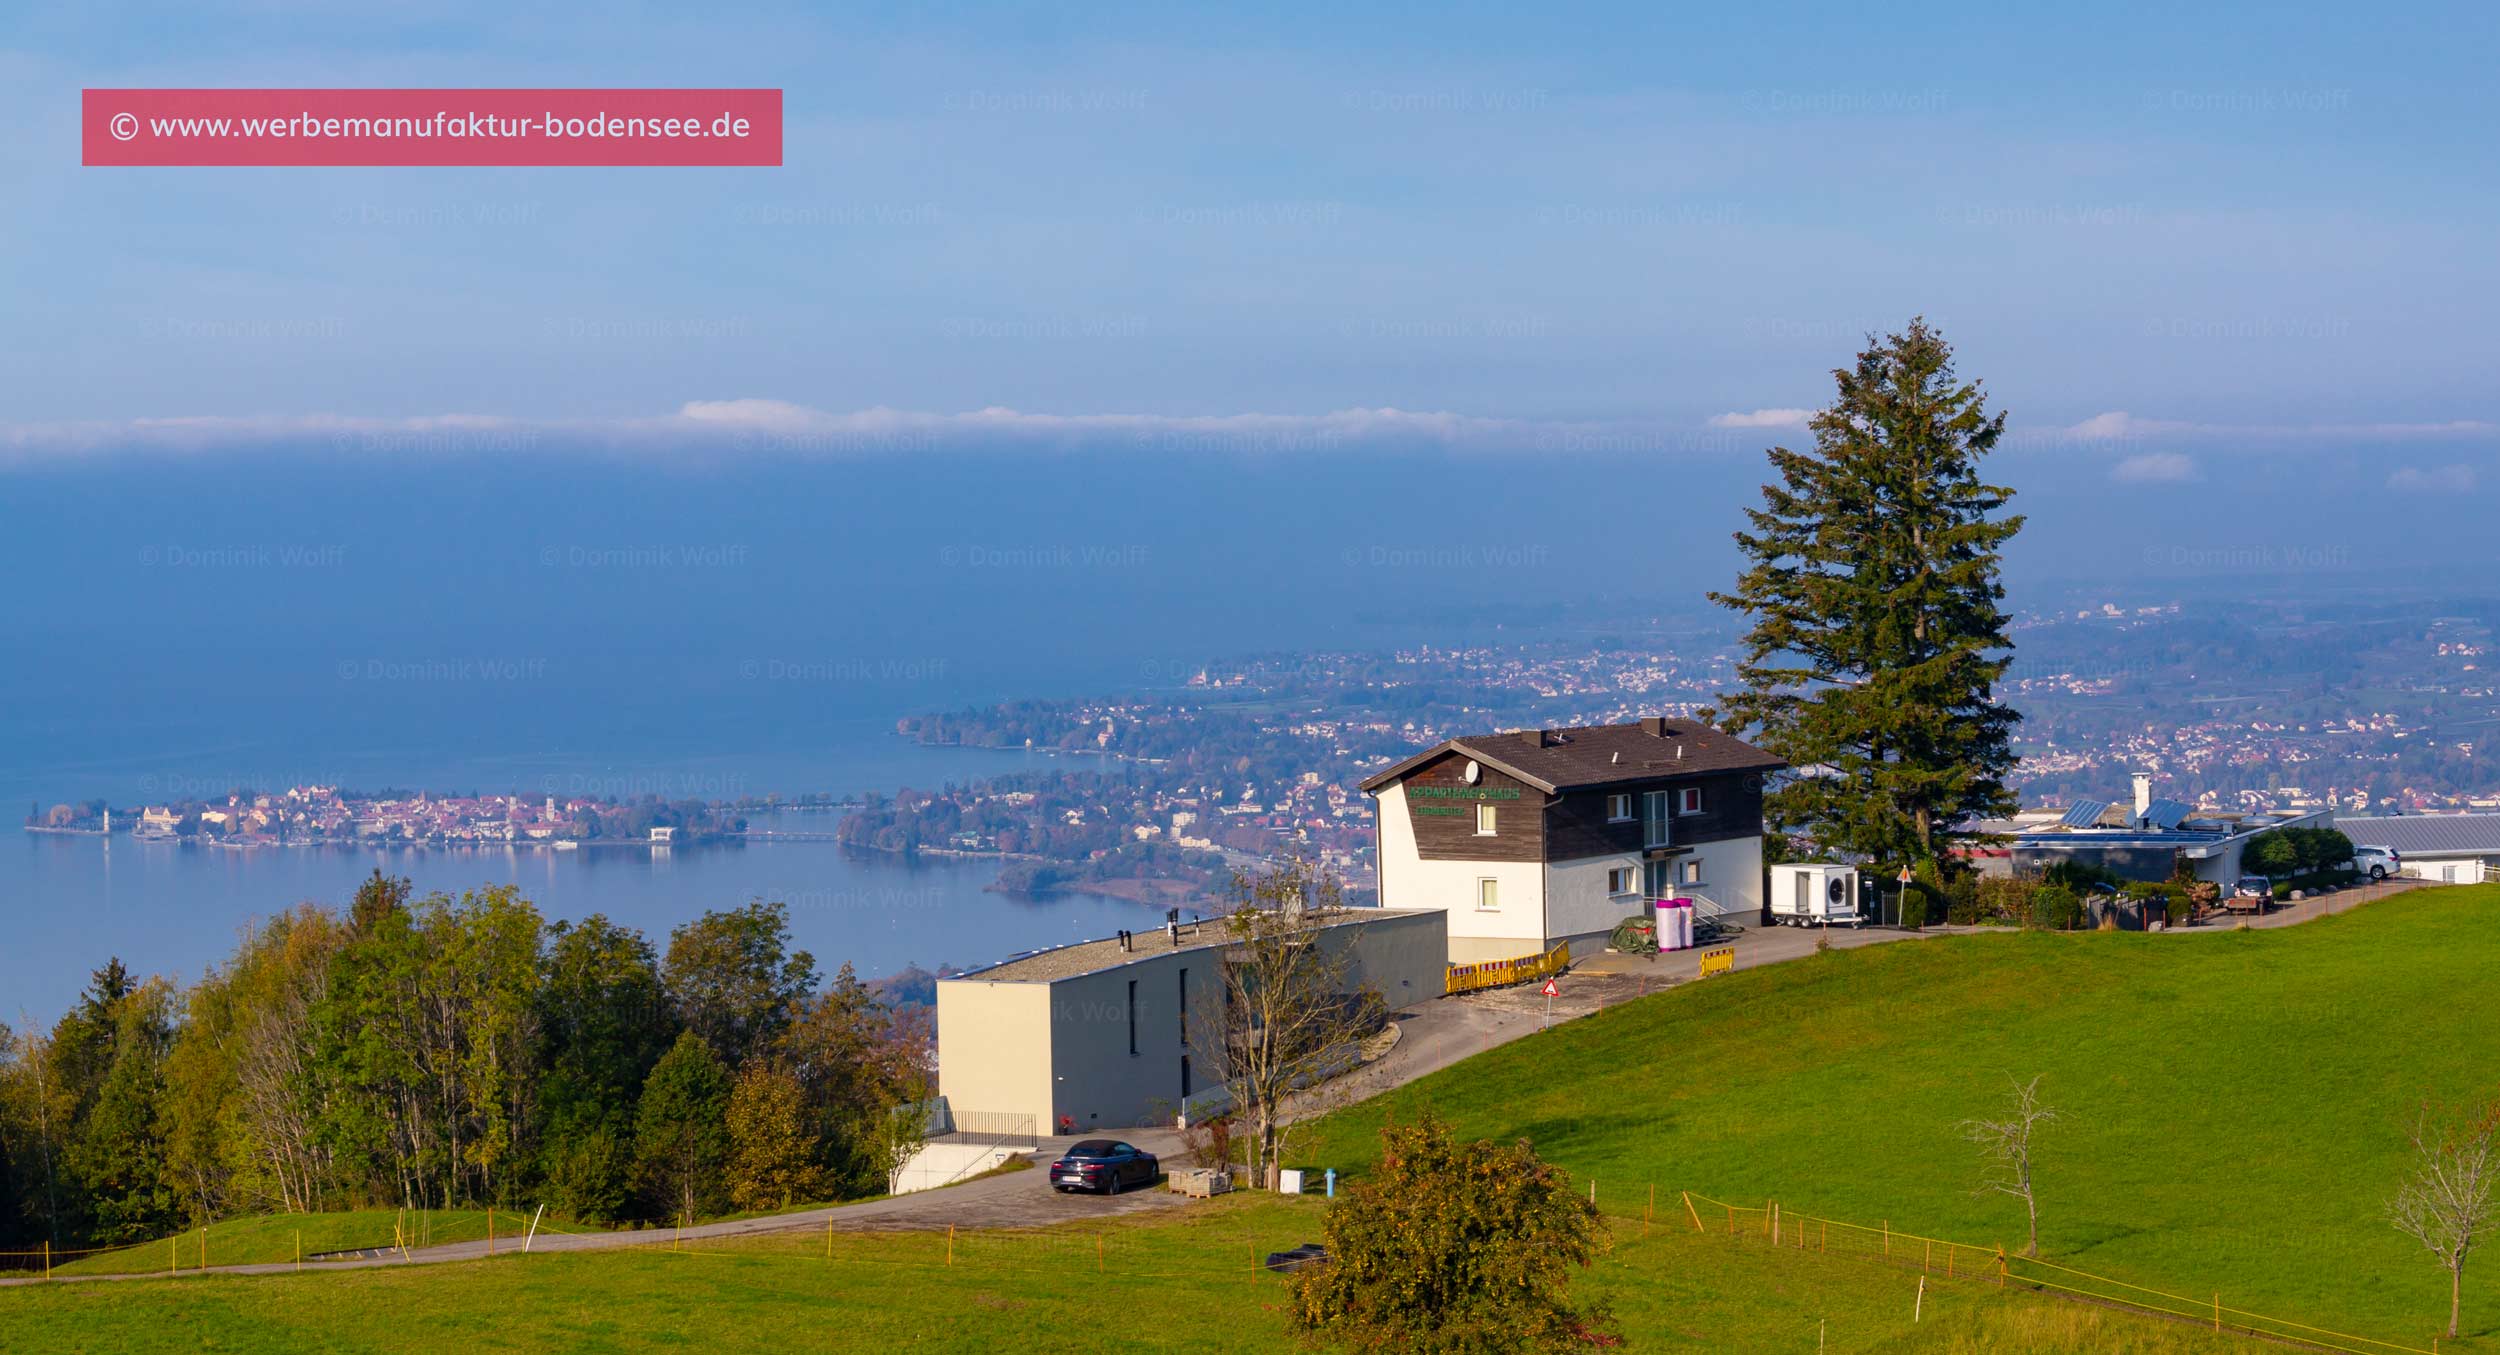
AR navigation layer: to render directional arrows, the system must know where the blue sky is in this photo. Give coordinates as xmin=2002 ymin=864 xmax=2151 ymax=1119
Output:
xmin=2 ymin=1 xmax=2496 ymax=488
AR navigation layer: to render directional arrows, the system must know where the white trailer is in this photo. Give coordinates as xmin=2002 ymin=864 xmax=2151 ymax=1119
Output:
xmin=1768 ymin=863 xmax=1865 ymax=928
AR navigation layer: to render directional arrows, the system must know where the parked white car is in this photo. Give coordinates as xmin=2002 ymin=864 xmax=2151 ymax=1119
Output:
xmin=2350 ymin=845 xmax=2402 ymax=881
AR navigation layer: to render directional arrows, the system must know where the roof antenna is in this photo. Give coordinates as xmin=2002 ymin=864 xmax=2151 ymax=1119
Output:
xmin=1610 ymin=751 xmax=1621 ymax=764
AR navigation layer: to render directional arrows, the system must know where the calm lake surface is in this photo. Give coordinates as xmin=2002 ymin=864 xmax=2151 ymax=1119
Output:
xmin=0 ymin=733 xmax=1171 ymax=1023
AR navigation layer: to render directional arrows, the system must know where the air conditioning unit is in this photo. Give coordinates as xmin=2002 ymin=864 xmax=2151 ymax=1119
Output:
xmin=1767 ymin=863 xmax=1864 ymax=928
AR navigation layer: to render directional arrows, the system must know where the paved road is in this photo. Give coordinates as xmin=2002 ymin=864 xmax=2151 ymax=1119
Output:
xmin=1 ymin=877 xmax=2437 ymax=1289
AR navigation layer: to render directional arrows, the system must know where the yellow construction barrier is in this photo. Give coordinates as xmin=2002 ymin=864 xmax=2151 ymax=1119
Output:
xmin=1696 ymin=945 xmax=1735 ymax=978
xmin=1445 ymin=942 xmax=1570 ymax=995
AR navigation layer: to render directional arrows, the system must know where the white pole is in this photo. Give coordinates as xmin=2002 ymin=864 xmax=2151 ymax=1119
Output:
xmin=1915 ymin=1276 xmax=1925 ymax=1323
xmin=524 ymin=1204 xmax=545 ymax=1253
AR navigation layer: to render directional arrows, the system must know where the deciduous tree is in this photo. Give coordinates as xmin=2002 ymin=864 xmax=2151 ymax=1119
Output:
xmin=2389 ymin=1098 xmax=2500 ymax=1339
xmin=1293 ymin=1116 xmax=1614 ymax=1354
xmin=1961 ymin=1073 xmax=2057 ymax=1257
xmin=664 ymin=902 xmax=818 ymax=1066
xmin=724 ymin=1061 xmax=821 ymax=1212
xmin=634 ymin=1031 xmax=732 ymax=1225
xmin=1189 ymin=859 xmax=1383 ymax=1190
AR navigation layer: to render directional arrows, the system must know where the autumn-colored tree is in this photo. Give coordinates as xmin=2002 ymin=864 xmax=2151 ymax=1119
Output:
xmin=724 ymin=1061 xmax=823 ymax=1212
xmin=1293 ymin=1116 xmax=1614 ymax=1354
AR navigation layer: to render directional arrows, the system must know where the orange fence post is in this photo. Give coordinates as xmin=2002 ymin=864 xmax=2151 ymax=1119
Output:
xmin=1883 ymin=1220 xmax=1890 ymax=1257
xmin=42 ymin=1240 xmax=50 ymax=1280
xmin=1096 ymin=1232 xmax=1104 ymax=1273
xmin=2212 ymin=1293 xmax=2219 ymax=1332
xmin=947 ymin=1223 xmax=955 ymax=1266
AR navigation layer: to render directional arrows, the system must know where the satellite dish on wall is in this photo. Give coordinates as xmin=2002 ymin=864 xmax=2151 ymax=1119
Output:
xmin=1463 ymin=760 xmax=1481 ymax=784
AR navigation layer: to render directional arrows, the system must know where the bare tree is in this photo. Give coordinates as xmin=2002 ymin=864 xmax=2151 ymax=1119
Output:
xmin=1190 ymin=859 xmax=1384 ymax=1190
xmin=2389 ymin=1099 xmax=2500 ymax=1340
xmin=1961 ymin=1073 xmax=2058 ymax=1257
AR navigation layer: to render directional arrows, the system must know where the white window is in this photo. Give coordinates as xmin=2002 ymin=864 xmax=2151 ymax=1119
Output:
xmin=1679 ymin=859 xmax=1704 ymax=886
xmin=1477 ymin=878 xmax=1500 ymax=911
xmin=1606 ymin=792 xmax=1633 ymax=822
xmin=1606 ymin=866 xmax=1637 ymax=895
xmin=1678 ymin=786 xmax=1704 ymax=816
xmin=1476 ymin=803 xmax=1497 ymax=836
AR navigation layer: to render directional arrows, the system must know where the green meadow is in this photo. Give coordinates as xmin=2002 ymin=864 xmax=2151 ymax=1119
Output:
xmin=3 ymin=1194 xmax=2269 ymax=1353
xmin=1300 ymin=884 xmax=2500 ymax=1349
xmin=7 ymin=885 xmax=2495 ymax=1352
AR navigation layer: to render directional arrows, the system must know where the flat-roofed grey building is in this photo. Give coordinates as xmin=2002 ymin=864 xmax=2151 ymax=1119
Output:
xmin=935 ymin=907 xmax=1446 ymax=1134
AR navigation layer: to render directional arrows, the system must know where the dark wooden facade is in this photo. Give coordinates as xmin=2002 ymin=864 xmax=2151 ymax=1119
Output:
xmin=1397 ymin=752 xmax=1546 ymax=863
xmin=1398 ymin=750 xmax=1764 ymax=865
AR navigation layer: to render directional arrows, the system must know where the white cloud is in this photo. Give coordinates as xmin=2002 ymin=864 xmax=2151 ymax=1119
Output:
xmin=2110 ymin=452 xmax=2199 ymax=484
xmin=2387 ymin=464 xmax=2478 ymax=493
xmin=0 ymin=401 xmax=1612 ymax=465
xmin=1707 ymin=407 xmax=1814 ymax=430
xmin=2059 ymin=410 xmax=2494 ymax=443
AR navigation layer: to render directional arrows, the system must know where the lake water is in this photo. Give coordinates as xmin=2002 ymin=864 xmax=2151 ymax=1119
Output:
xmin=0 ymin=733 xmax=1173 ymax=1023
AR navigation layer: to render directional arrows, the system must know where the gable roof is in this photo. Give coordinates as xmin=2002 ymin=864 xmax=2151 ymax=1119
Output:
xmin=1358 ymin=718 xmax=1785 ymax=796
xmin=2334 ymin=813 xmax=2500 ymax=857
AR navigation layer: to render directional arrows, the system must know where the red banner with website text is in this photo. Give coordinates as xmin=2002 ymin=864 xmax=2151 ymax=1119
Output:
xmin=82 ymin=89 xmax=783 ymax=167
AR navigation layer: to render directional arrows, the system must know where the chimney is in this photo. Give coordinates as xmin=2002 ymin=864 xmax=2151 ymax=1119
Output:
xmin=1519 ymin=728 xmax=1546 ymax=748
xmin=1640 ymin=716 xmax=1669 ymax=737
xmin=2131 ymin=772 xmax=2153 ymax=819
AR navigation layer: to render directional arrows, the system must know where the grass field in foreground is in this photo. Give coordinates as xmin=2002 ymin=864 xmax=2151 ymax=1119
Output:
xmin=1301 ymin=884 xmax=2500 ymax=1349
xmin=46 ymin=1208 xmax=549 ymax=1277
xmin=1 ymin=1193 xmax=2278 ymax=1353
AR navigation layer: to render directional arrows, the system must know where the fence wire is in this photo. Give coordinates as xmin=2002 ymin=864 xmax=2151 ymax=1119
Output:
xmin=1683 ymin=1191 xmax=2438 ymax=1355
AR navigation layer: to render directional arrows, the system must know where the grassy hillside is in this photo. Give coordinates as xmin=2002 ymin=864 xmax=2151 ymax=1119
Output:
xmin=1300 ymin=885 xmax=2500 ymax=1349
xmin=2 ymin=1194 xmax=2266 ymax=1353
xmin=49 ymin=1208 xmax=540 ymax=1277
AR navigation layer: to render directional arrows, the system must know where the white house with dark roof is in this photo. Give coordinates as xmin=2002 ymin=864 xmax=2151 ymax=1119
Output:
xmin=1359 ymin=717 xmax=1784 ymax=963
xmin=2335 ymin=814 xmax=2500 ymax=884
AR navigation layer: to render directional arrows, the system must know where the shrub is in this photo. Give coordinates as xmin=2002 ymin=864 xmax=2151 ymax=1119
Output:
xmin=1902 ymin=892 xmax=1930 ymax=930
xmin=2164 ymin=891 xmax=2193 ymax=927
xmin=1976 ymin=876 xmax=2032 ymax=925
xmin=1294 ymin=1116 xmax=1615 ymax=1353
xmin=1943 ymin=872 xmax=1982 ymax=926
xmin=2028 ymin=885 xmax=2082 ymax=932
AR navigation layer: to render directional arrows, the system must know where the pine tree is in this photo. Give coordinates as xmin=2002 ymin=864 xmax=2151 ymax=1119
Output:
xmin=1710 ymin=318 xmax=2024 ymax=865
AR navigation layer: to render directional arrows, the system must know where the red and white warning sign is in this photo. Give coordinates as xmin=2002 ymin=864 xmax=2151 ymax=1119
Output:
xmin=1540 ymin=977 xmax=1560 ymax=998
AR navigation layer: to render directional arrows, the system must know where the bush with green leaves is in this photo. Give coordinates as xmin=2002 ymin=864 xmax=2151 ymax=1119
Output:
xmin=2028 ymin=886 xmax=2082 ymax=932
xmin=1293 ymin=1116 xmax=1614 ymax=1354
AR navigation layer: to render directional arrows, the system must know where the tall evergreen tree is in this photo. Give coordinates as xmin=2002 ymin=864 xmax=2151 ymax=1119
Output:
xmin=1710 ymin=318 xmax=2024 ymax=864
